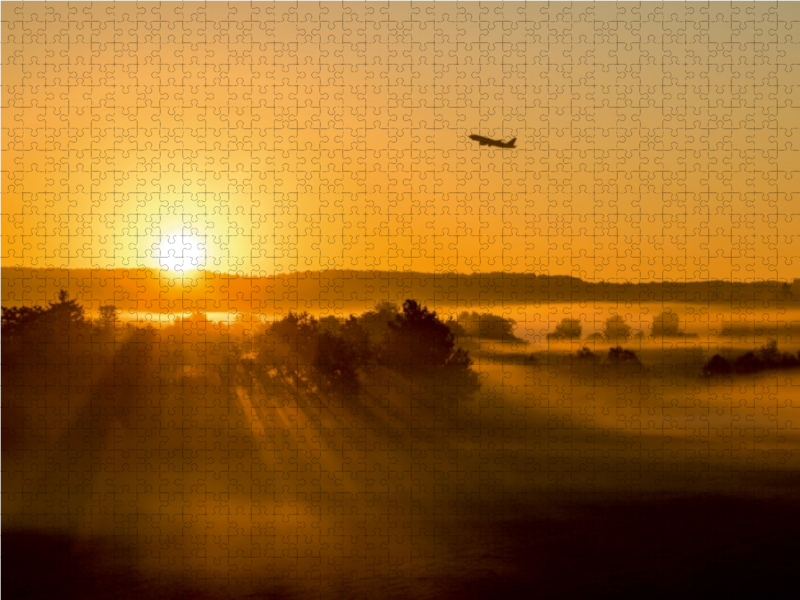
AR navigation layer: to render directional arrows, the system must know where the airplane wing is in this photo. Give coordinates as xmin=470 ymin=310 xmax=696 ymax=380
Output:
xmin=470 ymin=134 xmax=514 ymax=148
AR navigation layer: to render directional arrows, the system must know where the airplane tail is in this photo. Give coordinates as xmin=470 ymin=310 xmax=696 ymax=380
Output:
xmin=506 ymin=138 xmax=516 ymax=148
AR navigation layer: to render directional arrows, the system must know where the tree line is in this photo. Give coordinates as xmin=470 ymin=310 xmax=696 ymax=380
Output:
xmin=546 ymin=310 xmax=698 ymax=342
xmin=701 ymin=341 xmax=800 ymax=377
xmin=247 ymin=299 xmax=481 ymax=397
xmin=2 ymin=293 xmax=482 ymax=405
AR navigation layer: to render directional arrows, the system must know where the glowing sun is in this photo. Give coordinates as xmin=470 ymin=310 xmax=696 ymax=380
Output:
xmin=157 ymin=229 xmax=207 ymax=273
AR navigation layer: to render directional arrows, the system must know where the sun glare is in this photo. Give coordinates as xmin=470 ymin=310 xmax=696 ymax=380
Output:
xmin=156 ymin=230 xmax=207 ymax=273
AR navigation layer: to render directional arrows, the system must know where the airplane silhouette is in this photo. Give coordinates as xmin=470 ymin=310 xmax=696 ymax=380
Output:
xmin=469 ymin=135 xmax=516 ymax=148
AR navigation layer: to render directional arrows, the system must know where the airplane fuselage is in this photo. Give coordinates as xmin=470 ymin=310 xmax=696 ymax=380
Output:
xmin=469 ymin=135 xmax=516 ymax=148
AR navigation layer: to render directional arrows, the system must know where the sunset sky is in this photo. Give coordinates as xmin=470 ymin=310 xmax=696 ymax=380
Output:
xmin=3 ymin=2 xmax=799 ymax=282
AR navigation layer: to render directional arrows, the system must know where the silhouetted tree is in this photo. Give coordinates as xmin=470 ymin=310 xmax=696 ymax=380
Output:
xmin=603 ymin=315 xmax=632 ymax=342
xmin=315 ymin=329 xmax=362 ymax=395
xmin=606 ymin=346 xmax=641 ymax=366
xmin=445 ymin=317 xmax=467 ymax=338
xmin=2 ymin=291 xmax=95 ymax=450
xmin=650 ymin=309 xmax=696 ymax=338
xmin=1 ymin=304 xmax=46 ymax=338
xmin=252 ymin=311 xmax=362 ymax=397
xmin=4 ymin=290 xmax=91 ymax=366
xmin=46 ymin=289 xmax=88 ymax=328
xmin=98 ymin=305 xmax=120 ymax=330
xmin=702 ymin=354 xmax=733 ymax=377
xmin=457 ymin=311 xmax=522 ymax=342
xmin=442 ymin=345 xmax=480 ymax=388
xmin=259 ymin=311 xmax=319 ymax=389
xmin=339 ymin=315 xmax=371 ymax=363
xmin=388 ymin=300 xmax=456 ymax=369
xmin=318 ymin=315 xmax=343 ymax=333
xmin=700 ymin=341 xmax=800 ymax=378
xmin=547 ymin=318 xmax=582 ymax=341
xmin=651 ymin=309 xmax=681 ymax=337
xmin=758 ymin=340 xmax=781 ymax=366
xmin=733 ymin=351 xmax=763 ymax=374
xmin=384 ymin=300 xmax=479 ymax=388
xmin=575 ymin=346 xmax=599 ymax=362
xmin=357 ymin=301 xmax=399 ymax=358
xmin=775 ymin=348 xmax=800 ymax=369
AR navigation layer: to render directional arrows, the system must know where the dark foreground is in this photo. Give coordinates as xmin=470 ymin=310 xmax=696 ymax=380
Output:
xmin=6 ymin=495 xmax=800 ymax=600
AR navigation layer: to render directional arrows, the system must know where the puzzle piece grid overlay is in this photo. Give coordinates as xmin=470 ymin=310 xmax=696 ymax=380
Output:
xmin=4 ymin=3 xmax=800 ymax=599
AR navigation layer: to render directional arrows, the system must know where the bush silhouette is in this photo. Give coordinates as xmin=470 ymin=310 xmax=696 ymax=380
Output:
xmin=734 ymin=351 xmax=764 ymax=374
xmin=42 ymin=289 xmax=89 ymax=340
xmin=651 ymin=309 xmax=678 ymax=336
xmin=547 ymin=318 xmax=582 ymax=341
xmin=388 ymin=300 xmax=460 ymax=369
xmin=603 ymin=315 xmax=632 ymax=342
xmin=606 ymin=346 xmax=642 ymax=366
xmin=252 ymin=311 xmax=361 ymax=396
xmin=701 ymin=341 xmax=800 ymax=378
xmin=247 ymin=301 xmax=480 ymax=397
xmin=702 ymin=354 xmax=734 ymax=377
xmin=1 ymin=304 xmax=47 ymax=338
xmin=575 ymin=345 xmax=599 ymax=362
xmin=651 ymin=309 xmax=697 ymax=338
xmin=2 ymin=289 xmax=92 ymax=369
xmin=97 ymin=305 xmax=121 ymax=329
xmin=315 ymin=329 xmax=363 ymax=395
xmin=339 ymin=315 xmax=372 ymax=363
xmin=445 ymin=316 xmax=467 ymax=339
xmin=457 ymin=311 xmax=522 ymax=342
xmin=3 ymin=293 xmax=480 ymax=430
xmin=356 ymin=301 xmax=399 ymax=358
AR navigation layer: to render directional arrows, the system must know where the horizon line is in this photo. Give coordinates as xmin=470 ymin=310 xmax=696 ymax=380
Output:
xmin=2 ymin=265 xmax=799 ymax=286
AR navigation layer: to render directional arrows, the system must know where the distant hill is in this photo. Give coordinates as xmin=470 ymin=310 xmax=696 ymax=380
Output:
xmin=2 ymin=267 xmax=798 ymax=314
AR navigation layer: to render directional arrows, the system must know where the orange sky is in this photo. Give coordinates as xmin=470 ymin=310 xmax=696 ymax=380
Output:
xmin=3 ymin=2 xmax=800 ymax=282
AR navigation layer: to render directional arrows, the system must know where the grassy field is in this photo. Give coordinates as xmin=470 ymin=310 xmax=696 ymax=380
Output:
xmin=5 ymin=307 xmax=800 ymax=599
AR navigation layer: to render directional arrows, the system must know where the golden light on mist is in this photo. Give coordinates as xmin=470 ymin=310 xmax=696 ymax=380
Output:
xmin=4 ymin=4 xmax=800 ymax=600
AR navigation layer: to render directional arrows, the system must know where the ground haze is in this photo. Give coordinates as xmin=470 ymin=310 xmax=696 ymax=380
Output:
xmin=4 ymin=287 xmax=800 ymax=599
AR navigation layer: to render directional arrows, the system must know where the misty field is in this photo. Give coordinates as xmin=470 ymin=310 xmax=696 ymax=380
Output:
xmin=4 ymin=296 xmax=800 ymax=599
